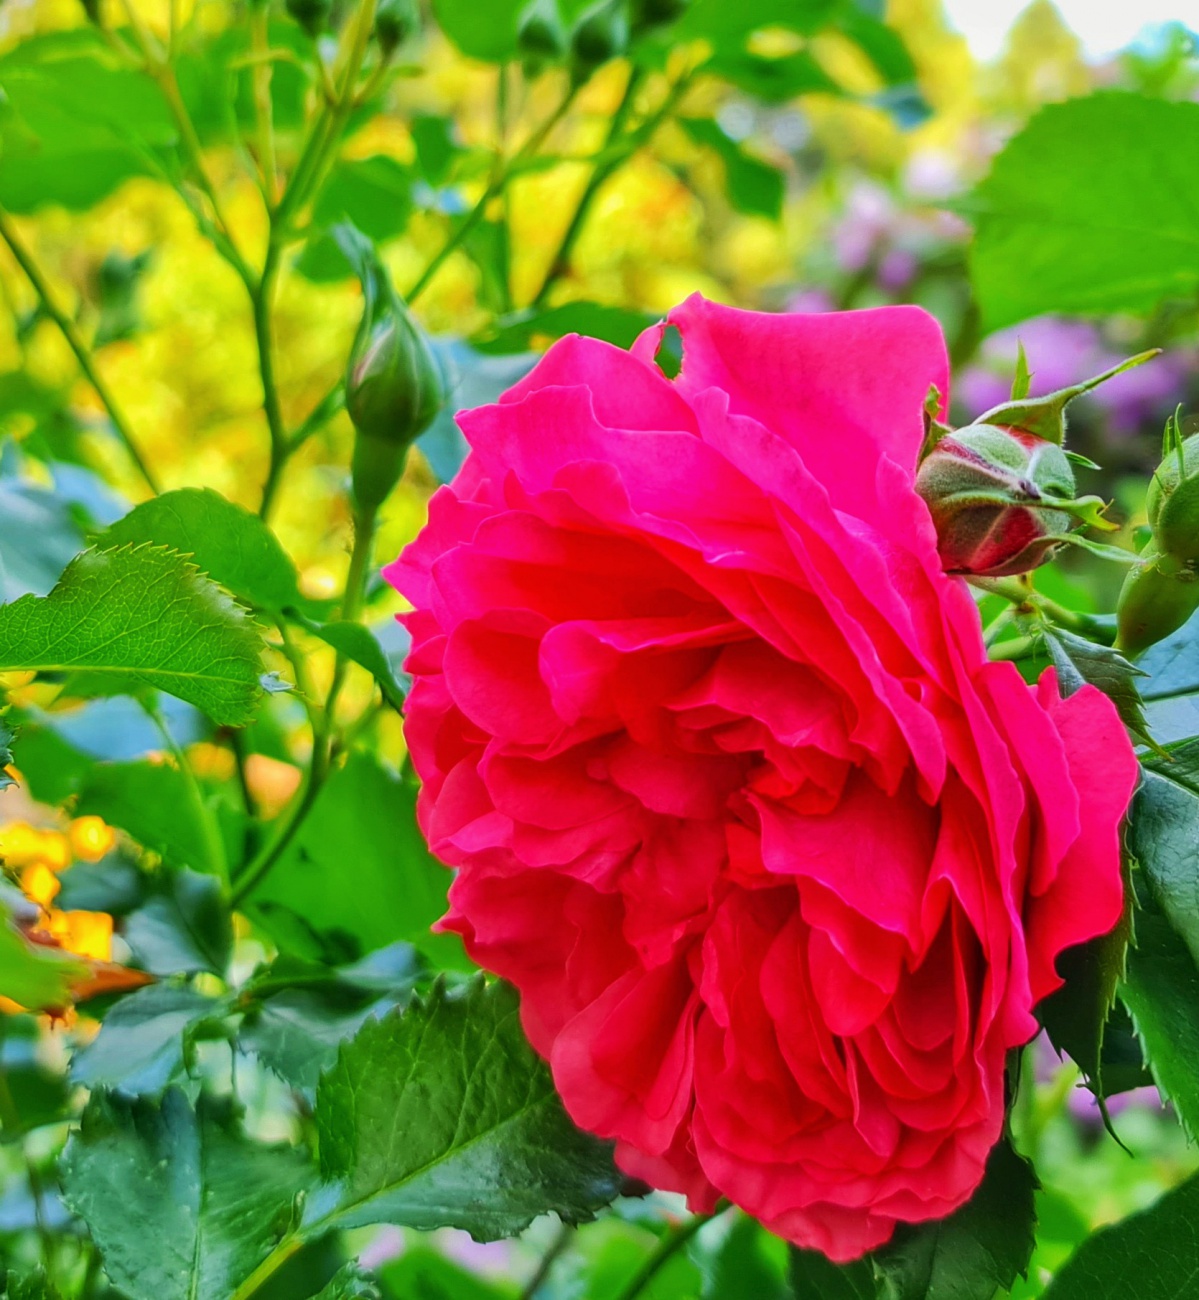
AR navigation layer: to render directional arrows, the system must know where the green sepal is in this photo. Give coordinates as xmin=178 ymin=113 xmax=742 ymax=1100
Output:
xmin=972 ymin=349 xmax=1160 ymax=445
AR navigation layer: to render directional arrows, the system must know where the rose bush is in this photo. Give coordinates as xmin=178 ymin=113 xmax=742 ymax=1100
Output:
xmin=388 ymin=296 xmax=1139 ymax=1260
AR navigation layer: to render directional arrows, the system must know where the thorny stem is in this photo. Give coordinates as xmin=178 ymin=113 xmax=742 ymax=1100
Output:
xmin=0 ymin=206 xmax=160 ymax=493
xmin=519 ymin=1222 xmax=576 ymax=1300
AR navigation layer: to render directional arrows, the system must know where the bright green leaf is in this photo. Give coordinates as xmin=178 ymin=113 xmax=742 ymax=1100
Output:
xmin=430 ymin=0 xmax=526 ymax=60
xmin=314 ymin=978 xmax=622 ymax=1239
xmin=60 ymin=1089 xmax=313 ymax=1300
xmin=970 ymin=94 xmax=1199 ymax=331
xmin=99 ymin=489 xmax=307 ymax=615
xmin=1040 ymin=1167 xmax=1199 ymax=1300
xmin=0 ymin=544 xmax=264 ymax=725
xmin=246 ymin=752 xmax=454 ymax=964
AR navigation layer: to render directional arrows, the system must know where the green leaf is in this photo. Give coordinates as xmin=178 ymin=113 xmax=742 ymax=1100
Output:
xmin=312 ymin=1266 xmax=382 ymax=1300
xmin=704 ymin=49 xmax=841 ymax=103
xmin=6 ymin=722 xmax=94 ymax=805
xmin=474 ymin=302 xmax=659 ymax=355
xmin=0 ymin=545 xmax=264 ymax=725
xmin=297 ymin=157 xmax=416 ymax=281
xmin=681 ymin=118 xmax=785 ymax=220
xmin=246 ymin=752 xmax=455 ymax=965
xmin=301 ymin=619 xmax=407 ymax=711
xmin=1118 ymin=898 xmax=1199 ymax=1136
xmin=1041 ymin=627 xmax=1153 ymax=746
xmin=60 ymin=1089 xmax=313 ymax=1300
xmin=676 ymin=0 xmax=838 ymax=45
xmin=99 ymin=489 xmax=307 ymax=615
xmin=706 ymin=1214 xmax=788 ymax=1300
xmin=788 ymin=1246 xmax=876 ymax=1299
xmin=430 ymin=0 xmax=526 ymax=60
xmin=71 ymin=983 xmax=223 ymax=1095
xmin=0 ymin=474 xmax=90 ymax=602
xmin=378 ymin=1246 xmax=513 ymax=1300
xmin=1138 ymin=611 xmax=1199 ymax=744
xmin=1039 ymin=1167 xmax=1199 ymax=1300
xmin=0 ymin=894 xmax=84 ymax=1011
xmin=0 ymin=715 xmax=12 ymax=792
xmin=314 ymin=978 xmax=621 ymax=1239
xmin=1036 ymin=853 xmax=1133 ymax=1098
xmin=2 ymin=1269 xmax=63 ymax=1300
xmin=969 ymin=94 xmax=1199 ymax=330
xmin=0 ymin=32 xmax=175 ymax=211
xmin=871 ymin=1138 xmax=1038 ymax=1300
xmin=74 ymin=761 xmax=220 ymax=876
xmin=239 ymin=950 xmax=420 ymax=1093
xmin=0 ymin=1018 xmax=72 ymax=1137
xmin=122 ymin=868 xmax=234 ymax=977
xmin=1127 ymin=764 xmax=1199 ymax=971
xmin=410 ymin=115 xmax=459 ymax=186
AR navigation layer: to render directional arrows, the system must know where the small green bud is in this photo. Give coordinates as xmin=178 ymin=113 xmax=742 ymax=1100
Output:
xmin=915 ymin=424 xmax=1110 ymax=577
xmin=1115 ymin=545 xmax=1199 ymax=655
xmin=518 ymin=0 xmax=567 ymax=62
xmin=374 ymin=0 xmax=419 ymax=53
xmin=1147 ymin=414 xmax=1199 ymax=563
xmin=336 ymin=224 xmax=447 ymax=513
xmin=285 ymin=0 xmax=331 ymax=37
xmin=630 ymin=0 xmax=689 ymax=30
xmin=570 ymin=0 xmax=629 ymax=77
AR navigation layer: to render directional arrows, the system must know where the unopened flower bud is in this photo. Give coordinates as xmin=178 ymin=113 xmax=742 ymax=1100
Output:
xmin=1115 ymin=546 xmax=1199 ymax=656
xmin=336 ymin=224 xmax=447 ymax=514
xmin=374 ymin=0 xmax=419 ymax=54
xmin=570 ymin=0 xmax=629 ymax=77
xmin=285 ymin=0 xmax=331 ymax=37
xmin=915 ymin=424 xmax=1109 ymax=577
xmin=1147 ymin=416 xmax=1199 ymax=563
xmin=631 ymin=0 xmax=689 ymax=31
xmin=518 ymin=0 xmax=567 ymax=63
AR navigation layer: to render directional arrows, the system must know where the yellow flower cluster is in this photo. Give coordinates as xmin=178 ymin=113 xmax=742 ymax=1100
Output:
xmin=0 ymin=816 xmax=118 ymax=1015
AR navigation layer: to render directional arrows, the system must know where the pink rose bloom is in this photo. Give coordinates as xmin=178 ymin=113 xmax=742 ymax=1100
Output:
xmin=387 ymin=297 xmax=1138 ymax=1260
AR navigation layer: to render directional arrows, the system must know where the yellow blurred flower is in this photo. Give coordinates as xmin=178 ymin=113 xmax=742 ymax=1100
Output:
xmin=69 ymin=816 xmax=117 ymax=863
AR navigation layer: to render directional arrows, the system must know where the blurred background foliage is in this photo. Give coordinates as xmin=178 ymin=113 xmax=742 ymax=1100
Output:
xmin=1 ymin=0 xmax=1198 ymax=1294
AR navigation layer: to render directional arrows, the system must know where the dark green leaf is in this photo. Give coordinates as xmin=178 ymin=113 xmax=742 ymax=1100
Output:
xmin=238 ymin=950 xmax=422 ymax=1094
xmin=315 ymin=978 xmax=621 ymax=1238
xmin=474 ymin=302 xmax=658 ymax=355
xmin=1040 ymin=1167 xmax=1199 ymax=1300
xmin=60 ymin=1089 xmax=313 ymax=1300
xmin=788 ymin=1246 xmax=876 ymax=1300
xmin=1127 ymin=764 xmax=1199 ymax=970
xmin=247 ymin=752 xmax=455 ymax=965
xmin=1143 ymin=738 xmax=1199 ymax=799
xmin=71 ymin=983 xmax=223 ymax=1095
xmin=0 ymin=545 xmax=264 ymax=725
xmin=970 ymin=94 xmax=1199 ymax=331
xmin=55 ymin=855 xmax=146 ymax=916
xmin=681 ymin=118 xmax=784 ymax=220
xmin=99 ymin=489 xmax=307 ymax=615
xmin=1119 ymin=898 xmax=1199 ymax=1136
xmin=0 ymin=716 xmax=12 ymax=792
xmin=122 ymin=868 xmax=234 ymax=977
xmin=1041 ymin=627 xmax=1152 ymax=746
xmin=75 ymin=761 xmax=221 ymax=876
xmin=301 ymin=619 xmax=407 ymax=711
xmin=871 ymin=1138 xmax=1038 ymax=1300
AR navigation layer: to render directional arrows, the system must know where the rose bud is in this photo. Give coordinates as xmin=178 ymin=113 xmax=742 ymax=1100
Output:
xmin=518 ymin=0 xmax=568 ymax=64
xmin=1147 ymin=412 xmax=1199 ymax=563
xmin=285 ymin=0 xmax=331 ymax=37
xmin=374 ymin=0 xmax=419 ymax=54
xmin=915 ymin=424 xmax=1110 ymax=577
xmin=338 ymin=228 xmax=447 ymax=514
xmin=570 ymin=0 xmax=629 ymax=78
xmin=1115 ymin=546 xmax=1199 ymax=655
